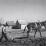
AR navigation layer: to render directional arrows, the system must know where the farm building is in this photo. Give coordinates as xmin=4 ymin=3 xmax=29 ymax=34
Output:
xmin=4 ymin=20 xmax=27 ymax=29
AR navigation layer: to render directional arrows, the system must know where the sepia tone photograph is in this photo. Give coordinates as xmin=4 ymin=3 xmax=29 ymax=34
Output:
xmin=0 ymin=0 xmax=46 ymax=46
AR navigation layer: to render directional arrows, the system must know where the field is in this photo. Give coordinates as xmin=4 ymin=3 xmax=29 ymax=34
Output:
xmin=0 ymin=37 xmax=46 ymax=46
xmin=0 ymin=28 xmax=46 ymax=46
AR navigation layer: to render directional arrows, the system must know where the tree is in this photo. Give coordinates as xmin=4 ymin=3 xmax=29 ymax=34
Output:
xmin=0 ymin=18 xmax=4 ymax=26
xmin=12 ymin=20 xmax=21 ymax=29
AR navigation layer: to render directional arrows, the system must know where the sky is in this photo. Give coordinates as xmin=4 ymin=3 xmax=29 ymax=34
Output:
xmin=0 ymin=0 xmax=46 ymax=23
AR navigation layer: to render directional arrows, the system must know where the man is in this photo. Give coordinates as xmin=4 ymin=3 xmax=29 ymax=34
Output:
xmin=0 ymin=26 xmax=8 ymax=42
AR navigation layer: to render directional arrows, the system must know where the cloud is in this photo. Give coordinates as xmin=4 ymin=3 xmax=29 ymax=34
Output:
xmin=0 ymin=0 xmax=46 ymax=22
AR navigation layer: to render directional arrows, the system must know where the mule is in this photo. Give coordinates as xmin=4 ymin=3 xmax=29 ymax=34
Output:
xmin=23 ymin=23 xmax=35 ymax=38
xmin=34 ymin=22 xmax=42 ymax=38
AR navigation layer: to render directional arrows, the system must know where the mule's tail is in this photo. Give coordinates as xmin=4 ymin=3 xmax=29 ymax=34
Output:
xmin=23 ymin=26 xmax=27 ymax=33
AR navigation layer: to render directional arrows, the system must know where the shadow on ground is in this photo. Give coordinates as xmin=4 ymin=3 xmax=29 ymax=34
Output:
xmin=0 ymin=37 xmax=46 ymax=46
